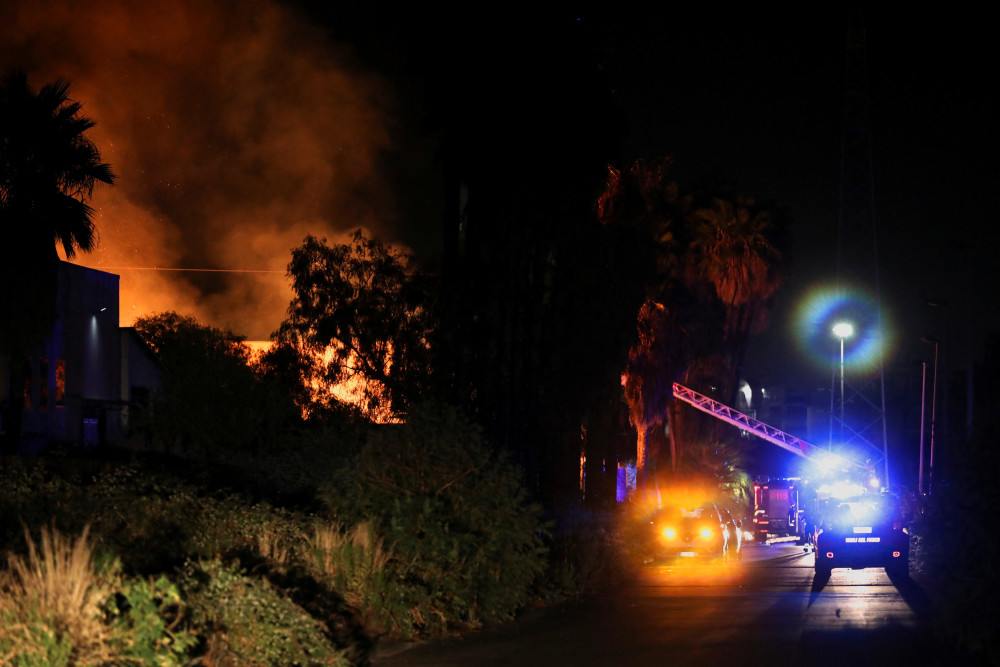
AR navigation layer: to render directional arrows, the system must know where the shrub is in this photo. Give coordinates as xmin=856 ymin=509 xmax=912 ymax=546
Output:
xmin=0 ymin=525 xmax=117 ymax=666
xmin=104 ymin=575 xmax=198 ymax=666
xmin=319 ymin=401 xmax=547 ymax=636
xmin=306 ymin=521 xmax=389 ymax=615
xmin=178 ymin=558 xmax=348 ymax=666
xmin=543 ymin=508 xmax=637 ymax=599
xmin=0 ymin=524 xmax=199 ymax=667
xmin=910 ymin=424 xmax=1000 ymax=661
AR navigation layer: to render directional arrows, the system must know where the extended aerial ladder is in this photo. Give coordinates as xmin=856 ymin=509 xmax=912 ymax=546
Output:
xmin=672 ymin=382 xmax=820 ymax=543
xmin=672 ymin=382 xmax=815 ymax=460
xmin=672 ymin=381 xmax=878 ymax=543
xmin=672 ymin=382 xmax=869 ymax=474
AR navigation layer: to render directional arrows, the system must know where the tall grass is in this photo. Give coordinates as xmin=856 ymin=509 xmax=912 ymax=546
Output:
xmin=307 ymin=520 xmax=391 ymax=633
xmin=309 ymin=521 xmax=389 ymax=605
xmin=0 ymin=525 xmax=118 ymax=666
xmin=254 ymin=525 xmax=293 ymax=567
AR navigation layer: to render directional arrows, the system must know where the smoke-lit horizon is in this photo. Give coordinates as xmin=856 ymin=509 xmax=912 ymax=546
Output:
xmin=1 ymin=0 xmax=403 ymax=339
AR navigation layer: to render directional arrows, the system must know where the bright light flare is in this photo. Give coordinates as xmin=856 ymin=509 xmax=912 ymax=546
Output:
xmin=817 ymin=481 xmax=865 ymax=499
xmin=847 ymin=502 xmax=874 ymax=521
xmin=832 ymin=321 xmax=854 ymax=339
xmin=813 ymin=453 xmax=838 ymax=476
xmin=792 ymin=286 xmax=894 ymax=373
xmin=700 ymin=528 xmax=713 ymax=539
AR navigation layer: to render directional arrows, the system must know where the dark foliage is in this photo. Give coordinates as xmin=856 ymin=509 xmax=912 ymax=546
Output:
xmin=911 ymin=422 xmax=1000 ymax=660
xmin=277 ymin=231 xmax=434 ymax=419
xmin=319 ymin=401 xmax=548 ymax=630
xmin=133 ymin=312 xmax=299 ymax=459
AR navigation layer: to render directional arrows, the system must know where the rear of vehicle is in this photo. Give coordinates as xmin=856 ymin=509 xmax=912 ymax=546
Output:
xmin=752 ymin=480 xmax=799 ymax=543
xmin=813 ymin=493 xmax=909 ymax=577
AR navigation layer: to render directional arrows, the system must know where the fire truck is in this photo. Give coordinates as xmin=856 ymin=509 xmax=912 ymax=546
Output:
xmin=670 ymin=382 xmax=872 ymax=546
xmin=752 ymin=479 xmax=802 ymax=544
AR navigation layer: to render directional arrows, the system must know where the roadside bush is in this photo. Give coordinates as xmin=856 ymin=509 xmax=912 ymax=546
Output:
xmin=542 ymin=507 xmax=637 ymax=599
xmin=0 ymin=525 xmax=116 ymax=665
xmin=0 ymin=525 xmax=196 ymax=667
xmin=0 ymin=458 xmax=311 ymax=575
xmin=0 ymin=458 xmax=83 ymax=551
xmin=178 ymin=558 xmax=348 ymax=666
xmin=104 ymin=575 xmax=197 ymax=666
xmin=911 ymin=424 xmax=1000 ymax=661
xmin=305 ymin=521 xmax=390 ymax=632
xmin=319 ymin=401 xmax=547 ymax=636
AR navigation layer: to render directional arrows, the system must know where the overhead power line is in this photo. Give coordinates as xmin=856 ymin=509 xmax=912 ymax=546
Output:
xmin=78 ymin=265 xmax=286 ymax=274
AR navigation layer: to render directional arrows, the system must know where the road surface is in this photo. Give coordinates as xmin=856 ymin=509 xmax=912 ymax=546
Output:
xmin=372 ymin=543 xmax=949 ymax=666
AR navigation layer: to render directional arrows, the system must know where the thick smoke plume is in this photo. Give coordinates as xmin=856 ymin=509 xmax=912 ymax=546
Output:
xmin=1 ymin=0 xmax=396 ymax=339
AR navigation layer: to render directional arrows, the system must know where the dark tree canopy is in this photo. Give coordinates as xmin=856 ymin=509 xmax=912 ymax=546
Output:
xmin=276 ymin=230 xmax=433 ymax=420
xmin=0 ymin=69 xmax=114 ymax=264
xmin=134 ymin=312 xmax=297 ymax=458
xmin=598 ymin=159 xmax=792 ymax=490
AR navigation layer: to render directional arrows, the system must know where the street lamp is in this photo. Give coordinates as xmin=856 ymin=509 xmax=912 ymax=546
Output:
xmin=921 ymin=337 xmax=939 ymax=495
xmin=918 ymin=361 xmax=926 ymax=495
xmin=832 ymin=322 xmax=854 ymax=438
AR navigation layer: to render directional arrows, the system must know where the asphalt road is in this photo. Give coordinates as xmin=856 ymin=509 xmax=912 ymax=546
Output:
xmin=372 ymin=544 xmax=950 ymax=667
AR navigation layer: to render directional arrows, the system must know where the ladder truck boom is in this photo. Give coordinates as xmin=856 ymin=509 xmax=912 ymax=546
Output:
xmin=671 ymin=381 xmax=872 ymax=545
xmin=672 ymin=382 xmax=814 ymax=460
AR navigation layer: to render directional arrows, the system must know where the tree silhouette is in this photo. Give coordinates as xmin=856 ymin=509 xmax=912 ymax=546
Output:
xmin=598 ymin=159 xmax=689 ymax=486
xmin=685 ymin=195 xmax=789 ymax=402
xmin=0 ymin=70 xmax=114 ymax=453
xmin=276 ymin=231 xmax=433 ymax=421
xmin=0 ymin=70 xmax=114 ymax=263
xmin=599 ymin=160 xmax=791 ymax=496
xmin=134 ymin=312 xmax=291 ymax=458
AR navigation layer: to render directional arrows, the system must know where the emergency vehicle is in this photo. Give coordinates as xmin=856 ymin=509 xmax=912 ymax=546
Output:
xmin=752 ymin=479 xmax=802 ymax=544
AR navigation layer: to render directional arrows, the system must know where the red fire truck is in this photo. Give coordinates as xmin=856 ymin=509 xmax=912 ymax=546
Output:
xmin=753 ymin=479 xmax=802 ymax=544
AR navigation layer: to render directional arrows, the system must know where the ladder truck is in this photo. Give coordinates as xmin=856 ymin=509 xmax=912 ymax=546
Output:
xmin=671 ymin=382 xmax=856 ymax=545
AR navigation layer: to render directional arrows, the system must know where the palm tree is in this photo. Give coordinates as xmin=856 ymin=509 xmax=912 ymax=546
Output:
xmin=685 ymin=196 xmax=788 ymax=402
xmin=599 ymin=159 xmax=689 ymax=487
xmin=0 ymin=69 xmax=114 ymax=453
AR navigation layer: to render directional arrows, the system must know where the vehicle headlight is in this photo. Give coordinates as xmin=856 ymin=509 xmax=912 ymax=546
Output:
xmin=663 ymin=528 xmax=676 ymax=539
xmin=700 ymin=528 xmax=712 ymax=538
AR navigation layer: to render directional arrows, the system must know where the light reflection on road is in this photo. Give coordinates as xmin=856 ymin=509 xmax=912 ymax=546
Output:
xmin=644 ymin=556 xmax=750 ymax=585
xmin=372 ymin=543 xmax=941 ymax=666
xmin=803 ymin=552 xmax=922 ymax=631
xmin=643 ymin=545 xmax=922 ymax=630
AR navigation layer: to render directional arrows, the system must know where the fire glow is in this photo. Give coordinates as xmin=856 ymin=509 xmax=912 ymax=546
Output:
xmin=247 ymin=341 xmax=399 ymax=423
xmin=1 ymin=0 xmax=397 ymax=340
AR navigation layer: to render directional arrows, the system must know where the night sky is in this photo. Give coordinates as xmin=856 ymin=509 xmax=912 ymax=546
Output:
xmin=3 ymin=5 xmax=996 ymax=480
xmin=308 ymin=8 xmax=1000 ymax=485
xmin=304 ymin=8 xmax=999 ymax=388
